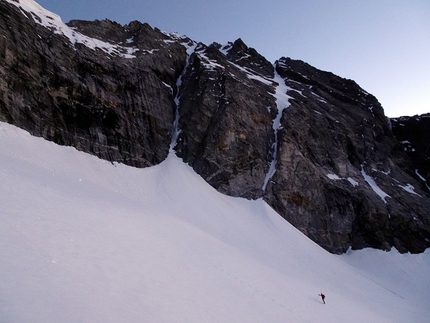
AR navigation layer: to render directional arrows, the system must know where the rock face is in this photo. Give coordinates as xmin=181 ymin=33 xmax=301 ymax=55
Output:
xmin=0 ymin=1 xmax=187 ymax=167
xmin=391 ymin=114 xmax=430 ymax=185
xmin=1 ymin=0 xmax=429 ymax=254
xmin=175 ymin=39 xmax=277 ymax=199
xmin=264 ymin=59 xmax=430 ymax=253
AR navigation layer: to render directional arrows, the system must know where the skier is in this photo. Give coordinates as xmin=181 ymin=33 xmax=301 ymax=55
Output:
xmin=319 ymin=293 xmax=325 ymax=304
xmin=318 ymin=293 xmax=326 ymax=304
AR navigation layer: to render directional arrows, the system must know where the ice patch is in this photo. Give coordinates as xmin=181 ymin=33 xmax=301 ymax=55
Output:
xmin=312 ymin=92 xmax=328 ymax=103
xmin=326 ymin=174 xmax=359 ymax=187
xmin=398 ymin=184 xmax=421 ymax=197
xmin=219 ymin=43 xmax=233 ymax=56
xmin=227 ymin=62 xmax=274 ymax=86
xmin=361 ymin=165 xmax=390 ymax=204
xmin=327 ymin=174 xmax=342 ymax=180
xmin=197 ymin=50 xmax=225 ymax=71
xmin=347 ymin=177 xmax=359 ymax=187
xmin=415 ymin=169 xmax=427 ymax=182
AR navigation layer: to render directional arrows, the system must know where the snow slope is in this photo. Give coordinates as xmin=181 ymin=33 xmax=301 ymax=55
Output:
xmin=0 ymin=121 xmax=429 ymax=323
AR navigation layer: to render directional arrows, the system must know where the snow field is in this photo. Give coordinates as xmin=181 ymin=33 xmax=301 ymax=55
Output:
xmin=0 ymin=122 xmax=429 ymax=323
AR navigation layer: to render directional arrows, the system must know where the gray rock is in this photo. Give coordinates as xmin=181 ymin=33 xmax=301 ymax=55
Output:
xmin=263 ymin=58 xmax=430 ymax=253
xmin=0 ymin=3 xmax=186 ymax=167
xmin=175 ymin=42 xmax=277 ymax=199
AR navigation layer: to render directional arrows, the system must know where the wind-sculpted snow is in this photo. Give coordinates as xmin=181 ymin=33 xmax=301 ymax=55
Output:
xmin=1 ymin=121 xmax=429 ymax=322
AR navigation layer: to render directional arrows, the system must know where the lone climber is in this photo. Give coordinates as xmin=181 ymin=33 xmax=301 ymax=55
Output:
xmin=319 ymin=293 xmax=326 ymax=304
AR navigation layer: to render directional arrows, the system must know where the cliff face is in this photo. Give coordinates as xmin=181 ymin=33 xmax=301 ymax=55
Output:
xmin=1 ymin=0 xmax=187 ymax=167
xmin=175 ymin=39 xmax=277 ymax=199
xmin=1 ymin=0 xmax=429 ymax=253
xmin=265 ymin=59 xmax=429 ymax=253
xmin=390 ymin=114 xmax=430 ymax=185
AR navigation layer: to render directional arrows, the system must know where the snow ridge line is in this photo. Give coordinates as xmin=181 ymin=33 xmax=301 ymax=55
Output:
xmin=262 ymin=69 xmax=292 ymax=191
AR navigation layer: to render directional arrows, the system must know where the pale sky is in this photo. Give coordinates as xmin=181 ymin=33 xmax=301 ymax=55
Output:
xmin=35 ymin=0 xmax=430 ymax=118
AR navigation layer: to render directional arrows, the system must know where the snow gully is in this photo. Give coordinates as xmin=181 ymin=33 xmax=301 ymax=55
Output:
xmin=262 ymin=69 xmax=292 ymax=191
xmin=169 ymin=40 xmax=197 ymax=153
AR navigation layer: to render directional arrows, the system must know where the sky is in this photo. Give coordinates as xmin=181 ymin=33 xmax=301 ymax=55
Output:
xmin=1 ymin=120 xmax=430 ymax=322
xmin=32 ymin=0 xmax=430 ymax=118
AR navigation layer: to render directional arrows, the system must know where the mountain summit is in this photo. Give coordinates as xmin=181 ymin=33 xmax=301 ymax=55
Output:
xmin=1 ymin=0 xmax=429 ymax=253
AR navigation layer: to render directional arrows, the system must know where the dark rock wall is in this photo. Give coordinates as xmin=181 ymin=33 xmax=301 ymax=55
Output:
xmin=0 ymin=2 xmax=186 ymax=167
xmin=391 ymin=114 xmax=430 ymax=183
xmin=262 ymin=58 xmax=430 ymax=253
xmin=1 ymin=0 xmax=429 ymax=254
xmin=175 ymin=42 xmax=276 ymax=199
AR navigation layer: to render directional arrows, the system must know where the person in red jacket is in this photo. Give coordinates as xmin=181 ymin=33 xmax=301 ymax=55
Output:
xmin=319 ymin=293 xmax=326 ymax=304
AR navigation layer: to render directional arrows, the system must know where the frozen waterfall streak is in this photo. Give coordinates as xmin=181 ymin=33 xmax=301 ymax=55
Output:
xmin=169 ymin=42 xmax=197 ymax=153
xmin=262 ymin=71 xmax=292 ymax=191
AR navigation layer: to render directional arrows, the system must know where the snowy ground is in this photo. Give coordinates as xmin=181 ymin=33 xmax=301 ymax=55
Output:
xmin=0 ymin=121 xmax=429 ymax=323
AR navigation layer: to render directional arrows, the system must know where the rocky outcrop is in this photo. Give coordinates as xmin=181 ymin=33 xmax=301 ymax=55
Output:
xmin=1 ymin=0 xmax=429 ymax=254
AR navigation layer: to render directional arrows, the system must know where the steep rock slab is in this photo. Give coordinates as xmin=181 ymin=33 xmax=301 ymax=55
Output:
xmin=0 ymin=0 xmax=186 ymax=167
xmin=263 ymin=58 xmax=430 ymax=253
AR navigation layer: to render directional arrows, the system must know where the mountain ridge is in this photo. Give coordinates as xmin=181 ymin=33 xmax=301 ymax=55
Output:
xmin=1 ymin=0 xmax=429 ymax=254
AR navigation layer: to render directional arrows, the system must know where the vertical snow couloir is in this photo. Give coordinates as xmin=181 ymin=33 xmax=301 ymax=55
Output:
xmin=169 ymin=37 xmax=197 ymax=153
xmin=262 ymin=68 xmax=292 ymax=191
